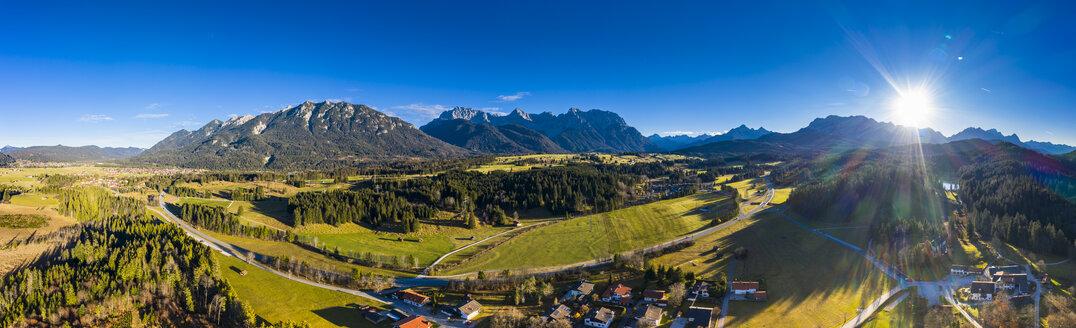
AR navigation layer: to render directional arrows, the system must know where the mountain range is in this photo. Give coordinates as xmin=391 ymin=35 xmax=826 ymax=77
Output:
xmin=102 ymin=101 xmax=1075 ymax=170
xmin=648 ymin=125 xmax=773 ymax=150
xmin=132 ymin=101 xmax=470 ymax=169
xmin=420 ymin=107 xmax=658 ymax=153
xmin=2 ymin=145 xmax=144 ymax=162
xmin=676 ymin=115 xmax=1075 ymax=157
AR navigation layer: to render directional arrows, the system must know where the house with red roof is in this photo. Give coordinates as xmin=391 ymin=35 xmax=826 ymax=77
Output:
xmin=601 ymin=283 xmax=633 ymax=305
xmin=392 ymin=290 xmax=431 ymax=307
xmin=730 ymin=281 xmax=759 ymax=295
xmin=393 ymin=315 xmax=432 ymax=328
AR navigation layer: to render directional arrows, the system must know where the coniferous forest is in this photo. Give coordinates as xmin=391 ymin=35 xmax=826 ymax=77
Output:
xmin=1 ymin=189 xmax=254 ymax=327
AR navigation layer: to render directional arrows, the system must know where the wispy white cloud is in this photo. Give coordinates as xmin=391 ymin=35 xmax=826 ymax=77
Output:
xmin=981 ymin=87 xmax=993 ymax=93
xmin=479 ymin=107 xmax=507 ymax=115
xmin=145 ymin=103 xmax=164 ymax=110
xmin=79 ymin=114 xmax=114 ymax=122
xmin=496 ymin=92 xmax=530 ymax=102
xmin=135 ymin=113 xmax=169 ymax=119
xmin=174 ymin=121 xmax=204 ymax=127
xmin=391 ymin=103 xmax=451 ymax=120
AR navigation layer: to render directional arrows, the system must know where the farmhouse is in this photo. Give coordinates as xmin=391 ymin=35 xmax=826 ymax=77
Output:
xmin=970 ymin=281 xmax=996 ymax=301
xmin=392 ymin=290 xmax=430 ymax=307
xmin=601 ymin=283 xmax=633 ymax=305
xmin=730 ymin=281 xmax=759 ymax=295
xmin=950 ymin=265 xmax=967 ymax=275
xmin=643 ymin=289 xmax=668 ymax=305
xmin=751 ymin=291 xmax=767 ymax=301
xmin=987 ymin=265 xmax=1022 ymax=279
xmin=584 ymin=307 xmax=616 ymax=328
xmin=392 ymin=315 xmax=432 ymax=328
xmin=997 ymin=274 xmax=1028 ymax=291
xmin=565 ymin=281 xmax=596 ymax=301
xmin=635 ymin=304 xmax=664 ymax=326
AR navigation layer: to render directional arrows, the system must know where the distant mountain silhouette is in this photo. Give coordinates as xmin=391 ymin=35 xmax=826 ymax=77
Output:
xmin=423 ymin=107 xmax=658 ymax=153
xmin=135 ymin=101 xmax=470 ymax=169
xmin=676 ymin=115 xmax=1074 ymax=157
xmin=3 ymin=145 xmax=144 ymax=162
xmin=421 ymin=119 xmax=566 ymax=154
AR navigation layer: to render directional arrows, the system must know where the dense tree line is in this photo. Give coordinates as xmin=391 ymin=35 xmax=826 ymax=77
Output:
xmin=1 ymin=184 xmax=23 ymax=203
xmin=230 ymin=186 xmax=266 ymax=201
xmin=958 ymin=161 xmax=1076 ymax=255
xmin=179 ymin=203 xmax=244 ymax=235
xmin=170 ymin=186 xmax=212 ymax=198
xmin=0 ymin=191 xmax=254 ymax=327
xmin=288 ymin=190 xmax=434 ymax=232
xmin=381 ymin=166 xmax=639 ymax=223
xmin=58 ymin=187 xmax=147 ymax=222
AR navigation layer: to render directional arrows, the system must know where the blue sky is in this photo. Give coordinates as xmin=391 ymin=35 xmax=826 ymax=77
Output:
xmin=1 ymin=1 xmax=1074 ymax=148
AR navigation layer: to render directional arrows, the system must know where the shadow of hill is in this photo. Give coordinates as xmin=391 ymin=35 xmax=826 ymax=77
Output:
xmin=653 ymin=211 xmax=899 ymax=327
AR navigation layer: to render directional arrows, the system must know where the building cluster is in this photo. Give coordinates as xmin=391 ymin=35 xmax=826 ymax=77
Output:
xmin=368 ymin=289 xmax=484 ymax=328
xmin=540 ymin=280 xmax=721 ymax=328
xmin=953 ymin=265 xmax=1036 ymax=303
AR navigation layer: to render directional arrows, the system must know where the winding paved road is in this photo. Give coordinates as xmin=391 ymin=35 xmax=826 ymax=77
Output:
xmin=150 ymin=193 xmax=468 ymax=327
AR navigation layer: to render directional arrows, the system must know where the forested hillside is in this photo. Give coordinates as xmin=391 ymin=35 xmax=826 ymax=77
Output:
xmin=3 ymin=145 xmax=143 ymax=162
xmin=0 ymin=188 xmax=254 ymax=327
xmin=958 ymin=161 xmax=1076 ymax=255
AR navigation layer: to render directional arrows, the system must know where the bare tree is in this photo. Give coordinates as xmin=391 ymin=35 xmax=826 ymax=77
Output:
xmin=668 ymin=282 xmax=686 ymax=309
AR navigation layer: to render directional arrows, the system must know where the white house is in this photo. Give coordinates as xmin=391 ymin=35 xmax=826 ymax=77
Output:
xmin=585 ymin=307 xmax=616 ymax=328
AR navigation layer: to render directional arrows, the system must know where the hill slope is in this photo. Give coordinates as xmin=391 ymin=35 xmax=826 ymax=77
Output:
xmin=420 ymin=119 xmax=565 ymax=154
xmin=0 ymin=152 xmax=13 ymax=166
xmin=134 ymin=101 xmax=471 ymax=169
xmin=424 ymin=107 xmax=658 ymax=153
xmin=3 ymin=145 xmax=143 ymax=162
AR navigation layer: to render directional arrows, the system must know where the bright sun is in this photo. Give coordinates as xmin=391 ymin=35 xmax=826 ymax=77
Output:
xmin=892 ymin=89 xmax=933 ymax=127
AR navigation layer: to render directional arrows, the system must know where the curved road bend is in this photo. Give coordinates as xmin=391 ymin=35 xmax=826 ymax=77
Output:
xmin=149 ymin=194 xmax=468 ymax=327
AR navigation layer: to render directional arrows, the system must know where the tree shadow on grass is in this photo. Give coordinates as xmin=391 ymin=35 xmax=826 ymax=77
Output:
xmin=659 ymin=211 xmax=899 ymax=328
xmin=251 ymin=199 xmax=294 ymax=227
xmin=313 ymin=303 xmax=377 ymax=328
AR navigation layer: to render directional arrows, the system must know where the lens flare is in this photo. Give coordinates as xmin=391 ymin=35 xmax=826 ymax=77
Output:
xmin=892 ymin=89 xmax=932 ymax=127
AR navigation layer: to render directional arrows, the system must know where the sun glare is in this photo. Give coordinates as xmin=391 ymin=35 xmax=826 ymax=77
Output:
xmin=892 ymin=89 xmax=933 ymax=127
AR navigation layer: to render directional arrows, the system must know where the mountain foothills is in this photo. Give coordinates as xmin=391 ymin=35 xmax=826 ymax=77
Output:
xmin=0 ymin=151 xmax=13 ymax=165
xmin=421 ymin=107 xmax=659 ymax=153
xmin=676 ymin=115 xmax=1075 ymax=157
xmin=131 ymin=101 xmax=471 ymax=169
xmin=1 ymin=145 xmax=143 ymax=162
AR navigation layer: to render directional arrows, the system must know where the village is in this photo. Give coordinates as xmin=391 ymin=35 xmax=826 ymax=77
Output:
xmin=350 ymin=270 xmax=770 ymax=328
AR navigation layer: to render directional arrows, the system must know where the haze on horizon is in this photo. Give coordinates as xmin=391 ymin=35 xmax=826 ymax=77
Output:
xmin=1 ymin=1 xmax=1075 ymax=148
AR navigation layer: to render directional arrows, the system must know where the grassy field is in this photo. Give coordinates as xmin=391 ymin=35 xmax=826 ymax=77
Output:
xmin=204 ymin=230 xmax=413 ymax=278
xmin=442 ymin=192 xmax=728 ymax=274
xmin=651 ymin=211 xmax=897 ymax=327
xmin=214 ymin=253 xmax=387 ymax=328
xmin=302 ymin=221 xmax=513 ymax=267
xmin=8 ymin=192 xmax=60 ymax=208
xmin=770 ymin=187 xmax=792 ymax=204
xmin=0 ymin=203 xmax=79 ymax=274
xmin=175 ymin=198 xmax=233 ymax=208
